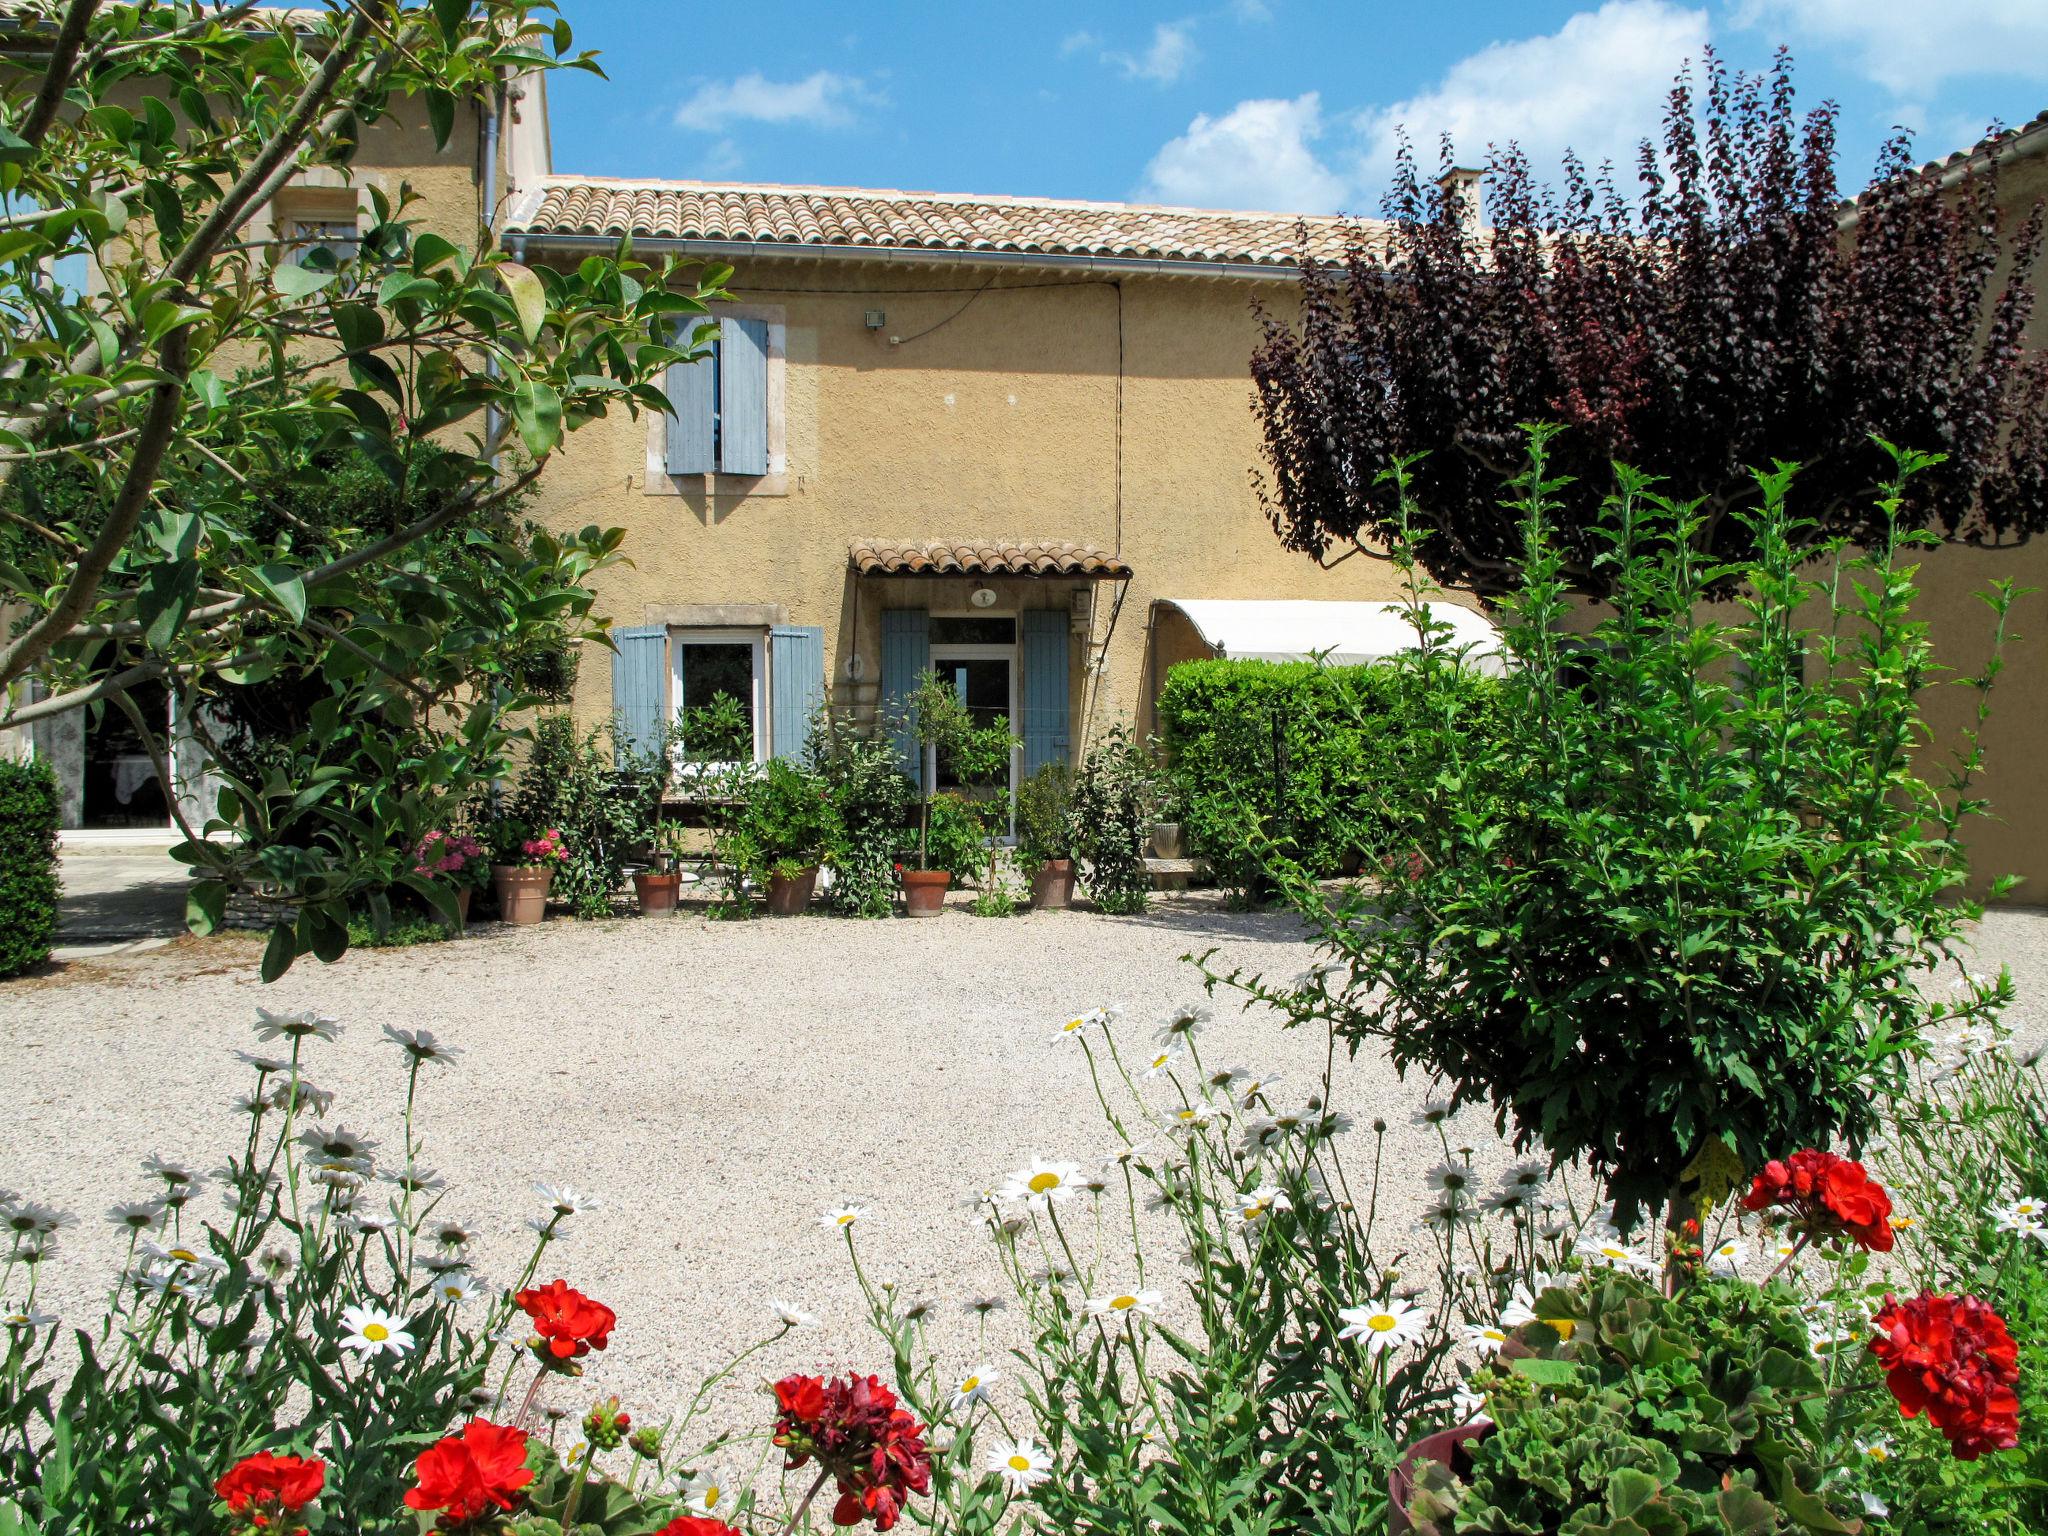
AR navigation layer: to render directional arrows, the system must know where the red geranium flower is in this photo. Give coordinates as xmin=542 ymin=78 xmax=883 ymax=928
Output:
xmin=1740 ymin=1148 xmax=1894 ymax=1252
xmin=404 ymin=1419 xmax=534 ymax=1528
xmin=216 ymin=1452 xmax=324 ymax=1529
xmin=1870 ymin=1291 xmax=2021 ymax=1460
xmin=772 ymin=1372 xmax=932 ymax=1531
xmin=650 ymin=1521 xmax=743 ymax=1536
xmin=514 ymin=1278 xmax=617 ymax=1362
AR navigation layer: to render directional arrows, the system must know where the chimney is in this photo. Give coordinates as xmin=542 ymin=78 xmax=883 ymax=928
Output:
xmin=1434 ymin=165 xmax=1485 ymax=238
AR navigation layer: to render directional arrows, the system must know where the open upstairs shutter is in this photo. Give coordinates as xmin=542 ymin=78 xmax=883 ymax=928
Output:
xmin=1020 ymin=609 xmax=1071 ymax=777
xmin=879 ymin=608 xmax=929 ymax=779
xmin=719 ymin=315 xmax=770 ymax=476
xmin=611 ymin=625 xmax=668 ymax=762
xmin=664 ymin=317 xmax=717 ymax=475
xmin=769 ymin=625 xmax=825 ymax=761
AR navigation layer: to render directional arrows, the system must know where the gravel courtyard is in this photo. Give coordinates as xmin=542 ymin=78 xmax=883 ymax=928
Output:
xmin=5 ymin=898 xmax=2046 ymax=1447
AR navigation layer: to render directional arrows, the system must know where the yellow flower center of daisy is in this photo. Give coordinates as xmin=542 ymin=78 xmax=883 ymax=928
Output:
xmin=1063 ymin=1019 xmax=1083 ymax=1033
xmin=700 ymin=1488 xmax=721 ymax=1507
xmin=836 ymin=1213 xmax=857 ymax=1226
xmin=1482 ymin=1328 xmax=1504 ymax=1341
xmin=169 ymin=1248 xmax=198 ymax=1263
xmin=1151 ymin=1055 xmax=1169 ymax=1069
xmin=1109 ymin=1295 xmax=1138 ymax=1310
xmin=961 ymin=1375 xmax=980 ymax=1392
xmin=363 ymin=1322 xmax=389 ymax=1342
xmin=1868 ymin=1446 xmax=1889 ymax=1462
xmin=1008 ymin=1455 xmax=1031 ymax=1472
xmin=1365 ymin=1313 xmax=1398 ymax=1333
xmin=1243 ymin=1205 xmax=1263 ymax=1220
xmin=1028 ymin=1172 xmax=1062 ymax=1194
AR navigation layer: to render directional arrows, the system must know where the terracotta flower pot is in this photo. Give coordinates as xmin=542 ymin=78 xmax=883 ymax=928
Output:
xmin=900 ymin=868 xmax=952 ymax=917
xmin=766 ymin=865 xmax=819 ymax=916
xmin=491 ymin=863 xmax=554 ymax=926
xmin=1029 ymin=858 xmax=1076 ymax=910
xmin=633 ymin=870 xmax=682 ymax=915
xmin=1387 ymin=1421 xmax=1489 ymax=1536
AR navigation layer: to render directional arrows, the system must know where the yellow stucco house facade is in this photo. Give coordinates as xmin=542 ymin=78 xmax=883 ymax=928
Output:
xmin=496 ymin=179 xmax=1424 ymax=804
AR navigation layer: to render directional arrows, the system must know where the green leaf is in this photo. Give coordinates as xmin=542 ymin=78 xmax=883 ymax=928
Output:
xmin=272 ymin=262 xmax=335 ymax=300
xmin=425 ymin=87 xmax=456 ymax=152
xmin=498 ymin=260 xmax=545 ymax=344
xmin=254 ymin=563 xmax=307 ymax=623
xmin=260 ymin=923 xmax=297 ymax=983
xmin=1507 ymin=1357 xmax=1580 ymax=1388
xmin=0 ymin=126 xmax=30 ymax=165
xmin=185 ymin=882 xmax=226 ymax=937
xmin=431 ymin=0 xmax=470 ymax=44
xmin=511 ymin=378 xmax=561 ymax=457
xmin=412 ymin=232 xmax=461 ymax=274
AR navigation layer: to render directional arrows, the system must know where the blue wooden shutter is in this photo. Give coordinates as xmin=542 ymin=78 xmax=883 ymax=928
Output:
xmin=1020 ymin=608 xmax=1071 ymax=776
xmin=879 ymin=608 xmax=929 ymax=777
xmin=769 ymin=625 xmax=825 ymax=761
xmin=611 ymin=625 xmax=668 ymax=761
xmin=719 ymin=315 xmax=769 ymax=476
xmin=664 ymin=317 xmax=717 ymax=475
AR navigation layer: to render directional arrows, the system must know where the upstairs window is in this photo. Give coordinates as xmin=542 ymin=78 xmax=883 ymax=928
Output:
xmin=664 ymin=315 xmax=773 ymax=477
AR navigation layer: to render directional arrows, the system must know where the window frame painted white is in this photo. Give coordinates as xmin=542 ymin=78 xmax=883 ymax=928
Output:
xmin=668 ymin=625 xmax=769 ymax=777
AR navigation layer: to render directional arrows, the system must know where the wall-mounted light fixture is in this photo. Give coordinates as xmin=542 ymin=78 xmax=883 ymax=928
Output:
xmin=969 ymin=586 xmax=997 ymax=609
xmin=1070 ymin=587 xmax=1093 ymax=636
xmin=863 ymin=309 xmax=886 ymax=330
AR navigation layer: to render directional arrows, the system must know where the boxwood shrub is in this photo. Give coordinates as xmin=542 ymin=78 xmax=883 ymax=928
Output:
xmin=0 ymin=756 xmax=59 ymax=977
xmin=1156 ymin=657 xmax=1496 ymax=894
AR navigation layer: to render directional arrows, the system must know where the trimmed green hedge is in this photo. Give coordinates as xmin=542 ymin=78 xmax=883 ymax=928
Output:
xmin=1157 ymin=658 xmax=1497 ymax=894
xmin=0 ymin=758 xmax=60 ymax=978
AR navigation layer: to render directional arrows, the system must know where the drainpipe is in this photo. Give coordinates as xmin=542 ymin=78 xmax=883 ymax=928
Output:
xmin=481 ymin=80 xmax=505 ymax=472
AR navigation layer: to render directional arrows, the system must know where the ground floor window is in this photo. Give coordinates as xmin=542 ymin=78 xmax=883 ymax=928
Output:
xmin=670 ymin=628 xmax=765 ymax=768
xmin=929 ymin=622 xmax=1020 ymax=839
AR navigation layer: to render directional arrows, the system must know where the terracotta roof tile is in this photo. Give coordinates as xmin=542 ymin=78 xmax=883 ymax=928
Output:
xmin=849 ymin=540 xmax=1132 ymax=579
xmin=507 ymin=177 xmax=1371 ymax=272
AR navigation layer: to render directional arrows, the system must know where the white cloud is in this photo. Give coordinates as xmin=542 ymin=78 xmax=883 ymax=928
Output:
xmin=1733 ymin=0 xmax=2048 ymax=95
xmin=1060 ymin=30 xmax=1099 ymax=56
xmin=672 ymin=70 xmax=880 ymax=133
xmin=1107 ymin=20 xmax=1198 ymax=85
xmin=1138 ymin=93 xmax=1350 ymax=212
xmin=1353 ymin=0 xmax=1709 ymax=187
xmin=1230 ymin=0 xmax=1274 ymax=21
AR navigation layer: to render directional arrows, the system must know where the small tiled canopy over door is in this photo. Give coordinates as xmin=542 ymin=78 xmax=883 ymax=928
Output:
xmin=611 ymin=625 xmax=668 ymax=761
xmin=768 ymin=625 xmax=825 ymax=760
xmin=665 ymin=318 xmax=717 ymax=475
xmin=1020 ymin=609 xmax=1071 ymax=775
xmin=719 ymin=316 xmax=770 ymax=476
xmin=880 ymin=608 xmax=930 ymax=777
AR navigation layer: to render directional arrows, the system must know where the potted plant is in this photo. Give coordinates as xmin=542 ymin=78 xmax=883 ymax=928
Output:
xmin=737 ymin=758 xmax=840 ymax=916
xmin=411 ymin=829 xmax=489 ymax=929
xmin=900 ymin=674 xmax=971 ymax=917
xmin=631 ymin=822 xmax=686 ymax=916
xmin=489 ymin=822 xmax=567 ymax=925
xmin=1016 ymin=762 xmax=1079 ymax=910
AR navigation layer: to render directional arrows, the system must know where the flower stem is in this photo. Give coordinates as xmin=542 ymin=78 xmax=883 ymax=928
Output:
xmin=777 ymin=1468 xmax=832 ymax=1536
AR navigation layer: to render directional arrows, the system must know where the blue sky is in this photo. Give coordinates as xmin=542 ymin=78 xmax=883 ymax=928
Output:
xmin=541 ymin=1 xmax=2048 ymax=214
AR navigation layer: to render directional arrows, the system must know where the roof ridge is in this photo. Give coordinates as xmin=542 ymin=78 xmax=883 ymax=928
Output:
xmin=524 ymin=173 xmax=1368 ymax=226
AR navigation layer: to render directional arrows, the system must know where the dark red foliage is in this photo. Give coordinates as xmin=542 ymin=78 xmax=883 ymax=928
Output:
xmin=1870 ymin=1291 xmax=2021 ymax=1459
xmin=1741 ymin=1148 xmax=1895 ymax=1251
xmin=1251 ymin=48 xmax=2048 ymax=596
xmin=772 ymin=1372 xmax=933 ymax=1531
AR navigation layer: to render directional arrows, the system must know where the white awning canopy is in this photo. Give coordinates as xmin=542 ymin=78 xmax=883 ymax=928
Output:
xmin=1157 ymin=598 xmax=1508 ymax=674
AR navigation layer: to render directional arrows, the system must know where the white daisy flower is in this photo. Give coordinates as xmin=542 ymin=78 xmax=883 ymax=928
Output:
xmin=1426 ymin=1160 xmax=1475 ymax=1195
xmin=1422 ymin=1196 xmax=1478 ymax=1230
xmin=430 ymin=1272 xmax=486 ymax=1306
xmin=1000 ymin=1158 xmax=1084 ymax=1210
xmin=1079 ymin=1168 xmax=1111 ymax=1195
xmin=1993 ymin=1197 xmax=2048 ymax=1233
xmin=1466 ymin=1320 xmax=1511 ymax=1356
xmin=337 ymin=1303 xmax=414 ymax=1359
xmin=988 ymin=1437 xmax=1052 ymax=1493
xmin=1574 ymin=1233 xmax=1656 ymax=1273
xmin=820 ymin=1204 xmax=870 ymax=1232
xmin=523 ymin=1214 xmax=571 ymax=1241
xmin=1108 ymin=1143 xmax=1152 ymax=1167
xmin=1337 ymin=1298 xmax=1428 ymax=1355
xmin=961 ymin=1294 xmax=1007 ymax=1317
xmin=1498 ymin=1158 xmax=1549 ymax=1191
xmin=253 ymin=1008 xmax=342 ymax=1043
xmin=1230 ymin=1185 xmax=1292 ymax=1229
xmin=1139 ymin=1043 xmax=1184 ymax=1080
xmin=1164 ymin=1102 xmax=1226 ymax=1134
xmin=678 ymin=1468 xmax=733 ymax=1519
xmin=1412 ymin=1097 xmax=1456 ymax=1127
xmin=1205 ymin=1065 xmax=1248 ymax=1090
xmin=1237 ymin=1116 xmax=1286 ymax=1156
xmin=300 ymin=1125 xmax=379 ymax=1163
xmin=106 ymin=1200 xmax=166 ymax=1231
xmin=770 ymin=1299 xmax=819 ymax=1327
xmin=1153 ymin=1003 xmax=1211 ymax=1046
xmin=139 ymin=1240 xmax=226 ymax=1273
xmin=233 ymin=1050 xmax=291 ymax=1075
xmin=382 ymin=1165 xmax=446 ymax=1195
xmin=1236 ymin=1071 xmax=1282 ymax=1108
xmin=1452 ymin=1386 xmax=1488 ymax=1421
xmin=1051 ymin=1012 xmax=1099 ymax=1046
xmin=431 ymin=1217 xmax=479 ymax=1248
xmin=533 ymin=1182 xmax=600 ymax=1217
xmin=1706 ymin=1238 xmax=1748 ymax=1276
xmin=347 ymin=1211 xmax=400 ymax=1236
xmin=1859 ymin=1437 xmax=1893 ymax=1464
xmin=2 ymin=1203 xmax=73 ymax=1237
xmin=950 ymin=1363 xmax=1001 ymax=1412
xmin=1 ymin=1303 xmax=55 ymax=1331
xmin=381 ymin=1025 xmax=464 ymax=1067
xmin=422 ymin=1251 xmax=469 ymax=1275
xmin=1082 ymin=1288 xmax=1162 ymax=1320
